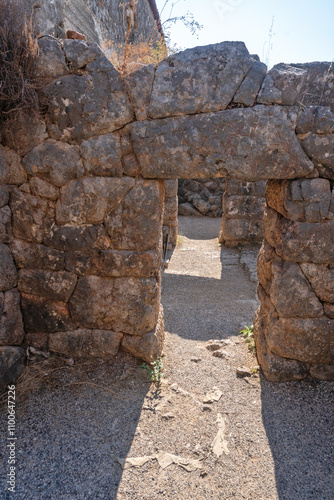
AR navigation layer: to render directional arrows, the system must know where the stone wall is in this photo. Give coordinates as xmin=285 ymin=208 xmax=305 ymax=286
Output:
xmin=1 ymin=39 xmax=334 ymax=388
xmin=219 ymin=179 xmax=266 ymax=246
xmin=178 ymin=179 xmax=225 ymax=217
xmin=163 ymin=180 xmax=178 ymax=251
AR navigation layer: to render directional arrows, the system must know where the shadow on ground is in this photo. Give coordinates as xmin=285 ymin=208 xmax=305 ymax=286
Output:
xmin=261 ymin=377 xmax=334 ymax=500
xmin=0 ymin=352 xmax=150 ymax=500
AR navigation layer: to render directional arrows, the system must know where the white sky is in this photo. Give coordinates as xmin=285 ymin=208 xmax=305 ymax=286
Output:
xmin=156 ymin=0 xmax=334 ymax=68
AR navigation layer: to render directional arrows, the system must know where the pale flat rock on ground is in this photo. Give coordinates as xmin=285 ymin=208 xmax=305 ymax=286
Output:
xmin=0 ymin=217 xmax=333 ymax=499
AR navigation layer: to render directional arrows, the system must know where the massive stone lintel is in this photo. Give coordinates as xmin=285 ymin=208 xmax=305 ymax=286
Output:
xmin=129 ymin=106 xmax=315 ymax=180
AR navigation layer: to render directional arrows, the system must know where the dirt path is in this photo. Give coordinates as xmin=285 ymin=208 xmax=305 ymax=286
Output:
xmin=1 ymin=217 xmax=333 ymax=500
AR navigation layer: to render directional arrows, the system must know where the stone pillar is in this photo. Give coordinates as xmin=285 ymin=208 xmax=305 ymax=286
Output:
xmin=163 ymin=180 xmax=178 ymax=250
xmin=255 ymin=178 xmax=334 ymax=381
xmin=219 ymin=179 xmax=266 ymax=246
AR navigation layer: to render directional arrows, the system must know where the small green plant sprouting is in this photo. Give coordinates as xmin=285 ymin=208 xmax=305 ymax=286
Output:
xmin=141 ymin=357 xmax=165 ymax=383
xmin=238 ymin=324 xmax=256 ymax=355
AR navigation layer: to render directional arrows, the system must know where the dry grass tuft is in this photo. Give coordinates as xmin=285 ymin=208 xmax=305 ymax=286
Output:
xmin=0 ymin=0 xmax=41 ymax=125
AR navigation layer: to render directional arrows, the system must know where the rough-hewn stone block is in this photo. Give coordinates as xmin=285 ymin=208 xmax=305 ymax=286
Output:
xmin=0 ymin=289 xmax=24 ymax=346
xmin=18 ymin=270 xmax=77 ymax=302
xmin=49 ymin=329 xmax=123 ymax=358
xmin=56 ymin=177 xmax=135 ymax=225
xmin=0 ymin=243 xmax=17 ymax=292
xmin=22 ymin=140 xmax=84 ymax=188
xmin=65 ymin=250 xmax=158 ymax=277
xmin=21 ymin=293 xmax=73 ymax=333
xmin=122 ymin=306 xmax=164 ymax=363
xmin=0 ymin=347 xmax=25 ymax=391
xmin=104 ymin=180 xmax=164 ymax=251
xmin=10 ymin=188 xmax=55 ymax=243
xmin=149 ymin=42 xmax=253 ymax=118
xmin=0 ymin=145 xmax=27 ymax=185
xmin=44 ymin=225 xmax=111 ymax=252
xmin=301 ymin=134 xmax=334 ymax=179
xmin=130 ymin=106 xmax=315 ymax=180
xmin=80 ymin=133 xmax=123 ymax=177
xmin=69 ymin=276 xmax=160 ymax=335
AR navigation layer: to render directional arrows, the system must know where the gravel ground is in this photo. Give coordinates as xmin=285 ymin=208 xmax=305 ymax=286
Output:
xmin=0 ymin=216 xmax=333 ymax=500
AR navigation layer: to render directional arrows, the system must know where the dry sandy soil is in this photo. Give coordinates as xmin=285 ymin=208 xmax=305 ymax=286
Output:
xmin=0 ymin=216 xmax=333 ymax=500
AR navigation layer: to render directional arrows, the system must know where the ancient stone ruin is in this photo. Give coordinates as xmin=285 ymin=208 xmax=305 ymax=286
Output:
xmin=1 ymin=38 xmax=334 ymax=389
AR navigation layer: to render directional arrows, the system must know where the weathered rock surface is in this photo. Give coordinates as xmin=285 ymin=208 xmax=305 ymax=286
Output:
xmin=0 ymin=347 xmax=25 ymax=392
xmin=69 ymin=276 xmax=160 ymax=335
xmin=300 ymin=263 xmax=334 ymax=303
xmin=23 ymin=140 xmax=84 ymax=187
xmin=266 ymin=179 xmax=332 ymax=223
xmin=264 ymin=205 xmax=334 ymax=264
xmin=56 ymin=177 xmax=135 ymax=225
xmin=2 ymin=114 xmax=48 ymax=156
xmin=148 ymin=42 xmax=253 ymax=119
xmin=0 ymin=186 xmax=9 ymax=208
xmin=233 ymin=60 xmax=267 ymax=107
xmin=0 ymin=206 xmax=12 ymax=243
xmin=178 ymin=178 xmax=225 ymax=217
xmin=130 ymin=106 xmax=315 ymax=180
xmin=49 ymin=329 xmax=123 ymax=358
xmin=223 ymin=195 xmax=265 ymax=220
xmin=62 ymin=39 xmax=103 ymax=70
xmin=257 ymin=64 xmax=307 ymax=105
xmin=10 ymin=189 xmax=55 ymax=243
xmin=29 ymin=178 xmax=59 ymax=200
xmin=293 ymin=62 xmax=334 ymax=111
xmin=21 ymin=293 xmax=73 ymax=333
xmin=65 ymin=250 xmax=158 ymax=277
xmin=125 ymin=64 xmax=155 ymax=121
xmin=104 ymin=180 xmax=164 ymax=251
xmin=254 ymin=306 xmax=308 ymax=382
xmin=80 ymin=133 xmax=123 ymax=177
xmin=0 ymin=145 xmax=27 ymax=185
xmin=269 ymin=260 xmax=323 ymax=318
xmin=122 ymin=306 xmax=164 ymax=362
xmin=36 ymin=38 xmax=69 ymax=78
xmin=44 ymin=56 xmax=133 ymax=143
xmin=10 ymin=239 xmax=65 ymax=271
xmin=301 ymin=134 xmax=334 ymax=179
xmin=220 ymin=218 xmax=263 ymax=246
xmin=44 ymin=225 xmax=111 ymax=252
xmin=0 ymin=289 xmax=25 ymax=346
xmin=18 ymin=270 xmax=77 ymax=302
xmin=0 ymin=243 xmax=17 ymax=292
xmin=309 ymin=363 xmax=334 ymax=381
xmin=296 ymin=106 xmax=334 ymax=134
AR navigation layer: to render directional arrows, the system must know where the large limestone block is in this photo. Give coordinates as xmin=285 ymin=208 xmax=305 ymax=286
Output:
xmin=0 ymin=347 xmax=25 ymax=392
xmin=125 ymin=64 xmax=155 ymax=121
xmin=21 ymin=293 xmax=73 ymax=333
xmin=296 ymin=106 xmax=334 ymax=135
xmin=80 ymin=133 xmax=123 ymax=177
xmin=10 ymin=188 xmax=55 ymax=244
xmin=253 ymin=306 xmax=308 ymax=382
xmin=65 ymin=250 xmax=158 ymax=278
xmin=49 ymin=329 xmax=123 ymax=358
xmin=266 ymin=315 xmax=334 ymax=365
xmin=29 ymin=178 xmax=59 ymax=200
xmin=10 ymin=240 xmax=65 ymax=271
xmin=18 ymin=270 xmax=77 ymax=302
xmin=264 ymin=205 xmax=334 ymax=264
xmin=2 ymin=114 xmax=48 ymax=156
xmin=301 ymin=134 xmax=334 ymax=179
xmin=0 ymin=289 xmax=24 ymax=346
xmin=104 ymin=180 xmax=164 ymax=251
xmin=292 ymin=62 xmax=334 ymax=111
xmin=257 ymin=64 xmax=307 ymax=105
xmin=148 ymin=42 xmax=253 ymax=119
xmin=0 ymin=244 xmax=17 ymax=292
xmin=36 ymin=38 xmax=69 ymax=79
xmin=300 ymin=263 xmax=334 ymax=303
xmin=223 ymin=195 xmax=265 ymax=220
xmin=69 ymin=276 xmax=160 ymax=335
xmin=122 ymin=306 xmax=164 ymax=363
xmin=62 ymin=40 xmax=104 ymax=70
xmin=44 ymin=57 xmax=133 ymax=143
xmin=0 ymin=145 xmax=27 ymax=185
xmin=0 ymin=186 xmax=9 ymax=208
xmin=266 ymin=179 xmax=332 ymax=223
xmin=269 ymin=260 xmax=323 ymax=318
xmin=233 ymin=60 xmax=267 ymax=107
xmin=130 ymin=106 xmax=315 ymax=180
xmin=44 ymin=225 xmax=111 ymax=252
xmin=56 ymin=177 xmax=135 ymax=225
xmin=23 ymin=140 xmax=84 ymax=187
